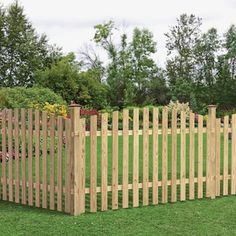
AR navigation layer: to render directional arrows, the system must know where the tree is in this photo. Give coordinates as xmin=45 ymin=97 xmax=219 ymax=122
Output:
xmin=165 ymin=14 xmax=202 ymax=104
xmin=35 ymin=53 xmax=80 ymax=103
xmin=76 ymin=69 xmax=108 ymax=109
xmin=35 ymin=53 xmax=108 ymax=109
xmin=0 ymin=2 xmax=61 ymax=87
xmin=130 ymin=28 xmax=167 ymax=105
xmin=193 ymin=28 xmax=221 ymax=111
xmin=93 ymin=21 xmax=134 ymax=107
xmin=214 ymin=25 xmax=236 ymax=110
xmin=93 ymin=21 xmax=167 ymax=108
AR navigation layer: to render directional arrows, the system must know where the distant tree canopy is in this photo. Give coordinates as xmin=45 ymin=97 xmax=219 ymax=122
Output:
xmin=1 ymin=1 xmax=236 ymax=114
xmin=0 ymin=2 xmax=61 ymax=87
xmin=165 ymin=14 xmax=236 ymax=113
xmin=91 ymin=21 xmax=168 ymax=108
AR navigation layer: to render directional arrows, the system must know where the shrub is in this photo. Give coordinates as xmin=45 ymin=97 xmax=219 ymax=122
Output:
xmin=0 ymin=87 xmax=66 ymax=109
xmin=166 ymin=100 xmax=192 ymax=116
xmin=32 ymin=102 xmax=68 ymax=117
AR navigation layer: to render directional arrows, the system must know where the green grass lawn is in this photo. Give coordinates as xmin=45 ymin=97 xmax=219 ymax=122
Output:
xmin=1 ymin=195 xmax=236 ymax=235
xmin=0 ymin=131 xmax=235 ymax=235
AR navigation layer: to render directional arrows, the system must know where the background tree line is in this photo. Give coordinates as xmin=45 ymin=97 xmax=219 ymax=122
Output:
xmin=0 ymin=2 xmax=236 ymax=115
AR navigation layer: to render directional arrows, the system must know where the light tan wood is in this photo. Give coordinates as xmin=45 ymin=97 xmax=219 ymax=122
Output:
xmin=215 ymin=118 xmax=221 ymax=196
xmin=162 ymin=107 xmax=168 ymax=203
xmin=35 ymin=110 xmax=41 ymax=207
xmin=21 ymin=108 xmax=26 ymax=204
xmin=180 ymin=111 xmax=186 ymax=201
xmin=7 ymin=109 xmax=13 ymax=201
xmin=78 ymin=118 xmax=86 ymax=213
xmin=171 ymin=109 xmax=177 ymax=202
xmin=14 ymin=108 xmax=20 ymax=203
xmin=209 ymin=106 xmax=216 ymax=199
xmin=2 ymin=110 xmax=7 ymax=200
xmin=1 ymin=174 xmax=229 ymax=195
xmin=223 ymin=115 xmax=229 ymax=196
xmin=28 ymin=109 xmax=33 ymax=206
xmin=83 ymin=126 xmax=221 ymax=137
xmin=42 ymin=111 xmax=48 ymax=208
xmin=197 ymin=115 xmax=203 ymax=199
xmin=189 ymin=112 xmax=195 ymax=200
xmin=206 ymin=118 xmax=210 ymax=197
xmin=69 ymin=105 xmax=80 ymax=215
xmin=231 ymin=114 xmax=236 ymax=194
xmin=57 ymin=116 xmax=63 ymax=211
xmin=65 ymin=118 xmax=72 ymax=213
xmin=90 ymin=115 xmax=97 ymax=212
xmin=101 ymin=113 xmax=108 ymax=211
xmin=122 ymin=109 xmax=129 ymax=208
xmin=152 ymin=107 xmax=159 ymax=204
xmin=133 ymin=108 xmax=139 ymax=207
xmin=49 ymin=114 xmax=55 ymax=210
xmin=112 ymin=111 xmax=119 ymax=210
xmin=143 ymin=107 xmax=149 ymax=206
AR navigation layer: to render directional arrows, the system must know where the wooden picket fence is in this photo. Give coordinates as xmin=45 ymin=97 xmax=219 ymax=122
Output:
xmin=0 ymin=104 xmax=236 ymax=215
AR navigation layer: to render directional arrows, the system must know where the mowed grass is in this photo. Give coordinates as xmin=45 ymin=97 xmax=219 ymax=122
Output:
xmin=0 ymin=132 xmax=235 ymax=235
xmin=1 ymin=196 xmax=236 ymax=235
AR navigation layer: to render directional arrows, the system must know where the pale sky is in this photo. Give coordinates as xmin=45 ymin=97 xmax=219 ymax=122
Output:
xmin=1 ymin=0 xmax=236 ymax=66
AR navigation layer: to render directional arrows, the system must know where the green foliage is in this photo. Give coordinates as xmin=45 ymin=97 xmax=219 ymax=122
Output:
xmin=0 ymin=2 xmax=61 ymax=87
xmin=76 ymin=69 xmax=108 ymax=109
xmin=35 ymin=53 xmax=80 ymax=103
xmin=0 ymin=87 xmax=65 ymax=109
xmin=92 ymin=21 xmax=168 ymax=108
xmin=165 ymin=14 xmax=202 ymax=104
xmin=35 ymin=53 xmax=108 ymax=109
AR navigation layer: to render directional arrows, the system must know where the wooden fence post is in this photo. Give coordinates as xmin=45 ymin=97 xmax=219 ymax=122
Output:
xmin=207 ymin=105 xmax=217 ymax=199
xmin=69 ymin=103 xmax=82 ymax=215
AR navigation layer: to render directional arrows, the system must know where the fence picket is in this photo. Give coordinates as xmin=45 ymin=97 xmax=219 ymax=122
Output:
xmin=209 ymin=106 xmax=216 ymax=199
xmin=143 ymin=108 xmax=149 ymax=206
xmin=28 ymin=109 xmax=33 ymax=206
xmin=171 ymin=109 xmax=177 ymax=202
xmin=21 ymin=108 xmax=26 ymax=204
xmin=78 ymin=118 xmax=86 ymax=213
xmin=152 ymin=107 xmax=159 ymax=204
xmin=231 ymin=114 xmax=236 ymax=194
xmin=2 ymin=110 xmax=7 ymax=200
xmin=216 ymin=118 xmax=221 ymax=196
xmin=162 ymin=107 xmax=168 ymax=203
xmin=90 ymin=115 xmax=97 ymax=212
xmin=133 ymin=109 xmax=139 ymax=207
xmin=101 ymin=113 xmax=108 ymax=211
xmin=197 ymin=115 xmax=203 ymax=199
xmin=112 ymin=111 xmax=119 ymax=210
xmin=223 ymin=116 xmax=229 ymax=196
xmin=49 ymin=114 xmax=55 ymax=210
xmin=206 ymin=118 xmax=210 ymax=197
xmin=14 ymin=108 xmax=20 ymax=203
xmin=189 ymin=112 xmax=195 ymax=200
xmin=7 ymin=109 xmax=13 ymax=201
xmin=65 ymin=118 xmax=71 ymax=213
xmin=57 ymin=116 xmax=63 ymax=211
xmin=122 ymin=109 xmax=129 ymax=208
xmin=35 ymin=110 xmax=41 ymax=207
xmin=42 ymin=111 xmax=48 ymax=208
xmin=180 ymin=111 xmax=186 ymax=201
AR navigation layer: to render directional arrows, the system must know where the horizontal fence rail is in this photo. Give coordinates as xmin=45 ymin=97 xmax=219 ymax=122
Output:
xmin=0 ymin=105 xmax=236 ymax=216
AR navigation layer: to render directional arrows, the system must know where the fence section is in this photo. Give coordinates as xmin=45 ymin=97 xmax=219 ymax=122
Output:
xmin=0 ymin=108 xmax=72 ymax=214
xmin=1 ymin=105 xmax=236 ymax=216
xmin=71 ymin=105 xmax=236 ymax=215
